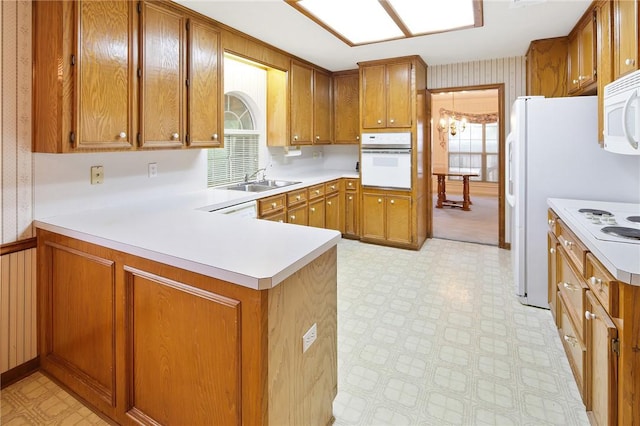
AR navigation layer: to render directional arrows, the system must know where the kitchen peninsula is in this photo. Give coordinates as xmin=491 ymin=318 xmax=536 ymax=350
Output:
xmin=34 ymin=181 xmax=342 ymax=425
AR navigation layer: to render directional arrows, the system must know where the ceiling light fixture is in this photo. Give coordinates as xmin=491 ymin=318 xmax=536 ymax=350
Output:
xmin=285 ymin=0 xmax=483 ymax=46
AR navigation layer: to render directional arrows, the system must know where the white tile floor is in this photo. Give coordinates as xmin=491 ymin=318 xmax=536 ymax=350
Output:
xmin=332 ymin=238 xmax=589 ymax=426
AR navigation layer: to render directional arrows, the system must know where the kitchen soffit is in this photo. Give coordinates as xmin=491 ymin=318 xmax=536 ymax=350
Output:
xmin=285 ymin=0 xmax=483 ymax=46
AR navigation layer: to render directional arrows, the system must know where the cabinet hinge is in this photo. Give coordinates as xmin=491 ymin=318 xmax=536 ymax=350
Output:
xmin=137 ymin=2 xmax=141 ymax=13
xmin=137 ymin=133 xmax=141 ymax=145
xmin=137 ymin=68 xmax=142 ymax=78
xmin=70 ymin=54 xmax=76 ymax=66
xmin=594 ymin=69 xmax=597 ymax=79
xmin=69 ymin=131 xmax=75 ymax=144
xmin=612 ymin=338 xmax=620 ymax=356
xmin=185 ymin=78 xmax=190 ymax=87
xmin=186 ymin=134 xmax=190 ymax=144
xmin=186 ymin=21 xmax=190 ymax=31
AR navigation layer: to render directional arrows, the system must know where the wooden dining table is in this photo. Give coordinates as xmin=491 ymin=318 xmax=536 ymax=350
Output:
xmin=432 ymin=170 xmax=479 ymax=211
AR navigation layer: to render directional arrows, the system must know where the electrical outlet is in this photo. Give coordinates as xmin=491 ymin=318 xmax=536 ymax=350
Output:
xmin=148 ymin=162 xmax=158 ymax=178
xmin=313 ymin=151 xmax=319 ymax=159
xmin=302 ymin=323 xmax=317 ymax=353
xmin=90 ymin=166 xmax=104 ymax=185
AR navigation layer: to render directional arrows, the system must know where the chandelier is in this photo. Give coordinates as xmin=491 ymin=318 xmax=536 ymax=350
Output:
xmin=437 ymin=93 xmax=467 ymax=137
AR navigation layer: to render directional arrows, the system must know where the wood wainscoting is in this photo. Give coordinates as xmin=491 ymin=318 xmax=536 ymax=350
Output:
xmin=1 ymin=238 xmax=38 ymax=387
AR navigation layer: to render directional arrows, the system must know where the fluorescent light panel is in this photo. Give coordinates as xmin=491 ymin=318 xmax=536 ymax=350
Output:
xmin=290 ymin=0 xmax=479 ymax=45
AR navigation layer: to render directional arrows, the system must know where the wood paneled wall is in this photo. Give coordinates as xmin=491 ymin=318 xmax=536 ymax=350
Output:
xmin=1 ymin=247 xmax=37 ymax=374
xmin=427 ymin=56 xmax=527 ymax=136
xmin=1 ymin=0 xmax=33 ymax=245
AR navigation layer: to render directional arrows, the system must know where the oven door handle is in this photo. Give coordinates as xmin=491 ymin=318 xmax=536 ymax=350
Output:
xmin=361 ymin=149 xmax=411 ymax=154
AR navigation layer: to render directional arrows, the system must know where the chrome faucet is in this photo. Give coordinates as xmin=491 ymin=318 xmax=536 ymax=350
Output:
xmin=245 ymin=167 xmax=267 ymax=182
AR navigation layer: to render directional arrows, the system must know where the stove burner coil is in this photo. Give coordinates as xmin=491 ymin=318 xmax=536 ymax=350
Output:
xmin=600 ymin=226 xmax=640 ymax=241
xmin=579 ymin=208 xmax=612 ymax=216
xmin=627 ymin=216 xmax=640 ymax=223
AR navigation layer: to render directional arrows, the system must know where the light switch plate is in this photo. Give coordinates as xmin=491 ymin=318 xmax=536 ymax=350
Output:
xmin=148 ymin=162 xmax=158 ymax=178
xmin=90 ymin=166 xmax=104 ymax=185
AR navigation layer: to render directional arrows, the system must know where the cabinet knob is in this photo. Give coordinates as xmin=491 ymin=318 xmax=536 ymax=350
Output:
xmin=293 ymin=135 xmax=299 ymax=141
xmin=327 ymin=201 xmax=332 ymax=206
xmin=549 ymin=247 xmax=556 ymax=254
xmin=296 ymin=195 xmax=301 ymax=201
xmin=356 ymin=136 xmax=360 ymax=140
xmin=377 ymin=119 xmax=382 ymax=124
xmin=315 ymin=190 xmax=320 ymax=195
xmin=118 ymin=131 xmax=127 ymax=139
xmin=390 ymin=119 xmax=395 ymax=124
xmin=316 ymin=135 xmax=320 ymax=140
xmin=331 ymin=185 xmax=335 ymax=190
xmin=212 ymin=133 xmax=218 ymax=140
xmin=562 ymin=282 xmax=577 ymax=291
xmin=378 ymin=198 xmax=382 ymax=203
xmin=171 ymin=133 xmax=180 ymax=140
xmin=572 ymin=79 xmax=579 ymax=85
xmin=548 ymin=219 xmax=555 ymax=226
xmin=278 ymin=219 xmax=284 ymax=223
xmin=563 ymin=335 xmax=578 ymax=347
xmin=625 ymin=58 xmax=636 ymax=66
xmin=589 ymin=276 xmax=603 ymax=290
xmin=348 ymin=182 xmax=353 ymax=187
xmin=271 ymin=202 xmax=277 ymax=208
xmin=390 ymin=199 xmax=395 ymax=204
xmin=578 ymin=75 xmax=584 ymax=81
xmin=290 ymin=215 xmax=296 ymax=220
xmin=311 ymin=207 xmax=316 ymax=212
xmin=584 ymin=310 xmax=596 ymax=321
xmin=563 ymin=240 xmax=574 ymax=249
xmin=348 ymin=196 xmax=353 ymax=200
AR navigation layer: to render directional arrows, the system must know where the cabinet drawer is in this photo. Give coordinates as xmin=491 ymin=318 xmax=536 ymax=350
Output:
xmin=585 ymin=253 xmax=618 ymax=317
xmin=548 ymin=209 xmax=559 ymax=235
xmin=557 ymin=219 xmax=588 ymax=275
xmin=258 ymin=194 xmax=285 ymax=217
xmin=325 ymin=180 xmax=340 ymax=194
xmin=308 ymin=184 xmax=325 ymax=199
xmin=344 ymin=178 xmax=358 ymax=191
xmin=558 ymin=294 xmax=586 ymax=401
xmin=558 ymin=247 xmax=587 ymax=341
xmin=261 ymin=211 xmax=285 ymax=223
xmin=287 ymin=189 xmax=307 ymax=207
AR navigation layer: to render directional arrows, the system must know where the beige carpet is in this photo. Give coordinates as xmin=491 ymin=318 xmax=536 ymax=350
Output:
xmin=432 ymin=194 xmax=498 ymax=245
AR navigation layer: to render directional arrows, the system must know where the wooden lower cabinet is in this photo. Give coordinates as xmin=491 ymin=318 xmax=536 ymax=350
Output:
xmin=325 ymin=192 xmax=341 ymax=232
xmin=344 ymin=189 xmax=359 ymax=238
xmin=547 ymin=208 xmax=640 ymax=426
xmin=287 ymin=203 xmax=308 ymax=226
xmin=37 ymin=229 xmax=337 ymax=426
xmin=308 ymin=198 xmax=325 ymax=228
xmin=362 ymin=191 xmax=412 ymax=246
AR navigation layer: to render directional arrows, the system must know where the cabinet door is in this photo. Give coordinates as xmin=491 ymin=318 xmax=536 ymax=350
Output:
xmin=333 ymin=72 xmax=360 ymax=144
xmin=386 ymin=62 xmax=412 ymax=128
xmin=362 ymin=193 xmax=385 ymax=239
xmin=585 ymin=291 xmax=618 ymax=425
xmin=361 ymin=65 xmax=386 ymax=129
xmin=344 ymin=190 xmax=358 ymax=237
xmin=288 ymin=204 xmax=308 ymax=226
xmin=579 ymin=14 xmax=596 ymax=87
xmin=140 ymin=1 xmax=185 ymax=148
xmin=386 ymin=195 xmax=412 ymax=244
xmin=187 ymin=20 xmax=221 ymax=147
xmin=568 ymin=33 xmax=580 ymax=94
xmin=313 ymin=70 xmax=332 ymax=144
xmin=75 ymin=0 xmax=134 ymax=150
xmin=308 ymin=198 xmax=325 ymax=228
xmin=325 ymin=192 xmax=341 ymax=232
xmin=614 ymin=0 xmax=639 ymax=77
xmin=290 ymin=61 xmax=313 ymax=145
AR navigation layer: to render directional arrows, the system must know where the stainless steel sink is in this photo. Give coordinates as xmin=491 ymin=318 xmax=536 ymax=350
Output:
xmin=220 ymin=180 xmax=301 ymax=193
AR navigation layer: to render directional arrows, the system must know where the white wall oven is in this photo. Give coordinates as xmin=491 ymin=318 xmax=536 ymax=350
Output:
xmin=360 ymin=132 xmax=412 ymax=190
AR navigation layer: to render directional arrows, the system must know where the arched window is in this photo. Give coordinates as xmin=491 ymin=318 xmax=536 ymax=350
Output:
xmin=208 ymin=93 xmax=260 ymax=186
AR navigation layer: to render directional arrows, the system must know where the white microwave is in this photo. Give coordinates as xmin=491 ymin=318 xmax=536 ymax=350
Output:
xmin=603 ymin=69 xmax=640 ymax=155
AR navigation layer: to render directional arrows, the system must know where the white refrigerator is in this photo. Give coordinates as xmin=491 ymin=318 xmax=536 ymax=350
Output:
xmin=506 ymin=96 xmax=640 ymax=309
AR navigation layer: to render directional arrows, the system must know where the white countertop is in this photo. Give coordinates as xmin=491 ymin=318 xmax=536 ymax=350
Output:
xmin=34 ymin=170 xmax=358 ymax=290
xmin=548 ymin=198 xmax=640 ymax=285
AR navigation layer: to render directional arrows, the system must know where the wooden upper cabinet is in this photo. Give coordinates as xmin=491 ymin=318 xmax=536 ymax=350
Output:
xmin=568 ymin=9 xmax=597 ymax=95
xmin=289 ymin=61 xmax=333 ymax=145
xmin=526 ymin=37 xmax=568 ymax=97
xmin=333 ymin=70 xmax=360 ymax=144
xmin=361 ymin=61 xmax=412 ymax=129
xmin=290 ymin=61 xmax=314 ymax=145
xmin=140 ymin=1 xmax=185 ymax=148
xmin=187 ymin=20 xmax=222 ymax=148
xmin=314 ymin=69 xmax=333 ymax=144
xmin=613 ymin=0 xmax=639 ymax=78
xmin=33 ymin=0 xmax=137 ymax=153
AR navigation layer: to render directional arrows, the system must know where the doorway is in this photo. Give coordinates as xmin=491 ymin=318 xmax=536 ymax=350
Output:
xmin=429 ymin=84 xmax=506 ymax=247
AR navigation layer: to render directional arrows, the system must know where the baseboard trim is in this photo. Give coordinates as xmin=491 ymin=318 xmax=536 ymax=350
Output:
xmin=1 ymin=357 xmax=40 ymax=389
